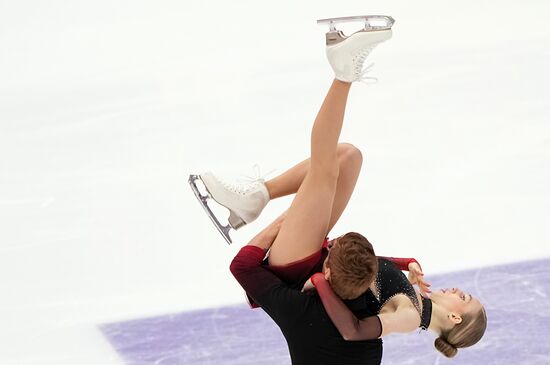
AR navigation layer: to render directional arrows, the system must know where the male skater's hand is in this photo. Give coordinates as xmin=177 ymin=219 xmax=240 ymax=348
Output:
xmin=407 ymin=262 xmax=431 ymax=297
xmin=302 ymin=273 xmax=327 ymax=293
xmin=301 ymin=277 xmax=316 ymax=293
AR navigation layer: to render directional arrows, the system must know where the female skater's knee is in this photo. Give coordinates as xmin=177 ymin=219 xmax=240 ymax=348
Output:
xmin=338 ymin=143 xmax=363 ymax=168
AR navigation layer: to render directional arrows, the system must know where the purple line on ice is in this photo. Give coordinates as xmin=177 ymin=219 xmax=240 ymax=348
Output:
xmin=100 ymin=258 xmax=550 ymax=364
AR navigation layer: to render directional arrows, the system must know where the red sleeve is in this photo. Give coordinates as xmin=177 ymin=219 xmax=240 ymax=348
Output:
xmin=230 ymin=245 xmax=310 ymax=328
xmin=230 ymin=246 xmax=279 ymax=302
xmin=311 ymin=273 xmax=382 ymax=341
xmin=380 ymin=256 xmax=420 ymax=272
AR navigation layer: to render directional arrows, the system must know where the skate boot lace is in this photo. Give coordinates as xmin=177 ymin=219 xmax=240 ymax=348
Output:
xmin=354 ymin=44 xmax=380 ymax=83
xmin=219 ymin=165 xmax=274 ymax=196
xmin=218 ymin=178 xmax=258 ymax=196
xmin=239 ymin=164 xmax=275 ymax=185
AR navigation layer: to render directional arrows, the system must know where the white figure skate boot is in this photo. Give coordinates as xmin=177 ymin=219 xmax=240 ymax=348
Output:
xmin=188 ymin=172 xmax=270 ymax=244
xmin=318 ymin=15 xmax=394 ymax=83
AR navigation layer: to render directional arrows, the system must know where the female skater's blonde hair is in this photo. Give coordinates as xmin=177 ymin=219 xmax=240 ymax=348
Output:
xmin=435 ymin=307 xmax=488 ymax=358
xmin=326 ymin=232 xmax=378 ymax=300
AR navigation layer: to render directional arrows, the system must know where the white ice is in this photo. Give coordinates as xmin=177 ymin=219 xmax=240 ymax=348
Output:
xmin=1 ymin=0 xmax=549 ymax=364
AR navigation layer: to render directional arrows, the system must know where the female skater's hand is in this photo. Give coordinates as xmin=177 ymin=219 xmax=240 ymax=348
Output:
xmin=407 ymin=262 xmax=431 ymax=297
xmin=247 ymin=212 xmax=286 ymax=251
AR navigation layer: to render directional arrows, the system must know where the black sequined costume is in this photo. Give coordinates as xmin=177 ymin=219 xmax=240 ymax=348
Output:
xmin=368 ymin=258 xmax=421 ymax=315
xmin=312 ymin=258 xmax=432 ymax=341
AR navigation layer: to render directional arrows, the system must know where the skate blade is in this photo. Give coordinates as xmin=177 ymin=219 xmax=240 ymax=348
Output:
xmin=317 ymin=15 xmax=395 ymax=32
xmin=188 ymin=174 xmax=233 ymax=244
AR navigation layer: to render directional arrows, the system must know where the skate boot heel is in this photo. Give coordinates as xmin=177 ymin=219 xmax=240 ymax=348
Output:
xmin=228 ymin=211 xmax=246 ymax=230
xmin=326 ymin=31 xmax=346 ymax=46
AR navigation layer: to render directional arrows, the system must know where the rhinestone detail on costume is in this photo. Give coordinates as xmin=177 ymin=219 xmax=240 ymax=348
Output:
xmin=371 ymin=259 xmax=422 ymax=316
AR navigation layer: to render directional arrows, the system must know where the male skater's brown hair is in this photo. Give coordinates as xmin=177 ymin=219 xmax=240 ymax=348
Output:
xmin=325 ymin=232 xmax=378 ymax=300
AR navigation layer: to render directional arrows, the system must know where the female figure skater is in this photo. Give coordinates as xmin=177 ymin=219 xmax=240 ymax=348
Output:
xmin=227 ymin=25 xmax=396 ymax=364
xmin=212 ymin=147 xmax=487 ymax=359
xmin=200 ymin=21 xmax=486 ymax=362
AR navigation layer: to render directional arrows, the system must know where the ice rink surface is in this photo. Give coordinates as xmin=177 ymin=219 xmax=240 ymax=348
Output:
xmin=101 ymin=258 xmax=550 ymax=364
xmin=1 ymin=0 xmax=549 ymax=364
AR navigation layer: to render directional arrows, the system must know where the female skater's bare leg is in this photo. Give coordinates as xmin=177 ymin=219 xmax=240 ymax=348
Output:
xmin=197 ymin=29 xmax=392 ymax=247
xmin=265 ymin=143 xmax=362 ymax=234
xmin=263 ymin=27 xmax=394 ymax=265
xmin=268 ymin=79 xmax=351 ymax=266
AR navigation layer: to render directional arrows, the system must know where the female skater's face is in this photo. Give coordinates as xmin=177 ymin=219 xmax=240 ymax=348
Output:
xmin=431 ymin=287 xmax=483 ymax=318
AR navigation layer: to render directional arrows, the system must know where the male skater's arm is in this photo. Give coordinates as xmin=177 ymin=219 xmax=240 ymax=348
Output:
xmin=310 ymin=273 xmax=383 ymax=340
xmin=230 ymin=214 xmax=308 ymax=328
xmin=311 ymin=263 xmax=425 ymax=341
xmin=308 ymin=254 xmax=427 ymax=340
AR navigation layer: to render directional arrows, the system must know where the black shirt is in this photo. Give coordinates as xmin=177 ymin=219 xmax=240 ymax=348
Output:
xmin=230 ymin=245 xmax=382 ymax=365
